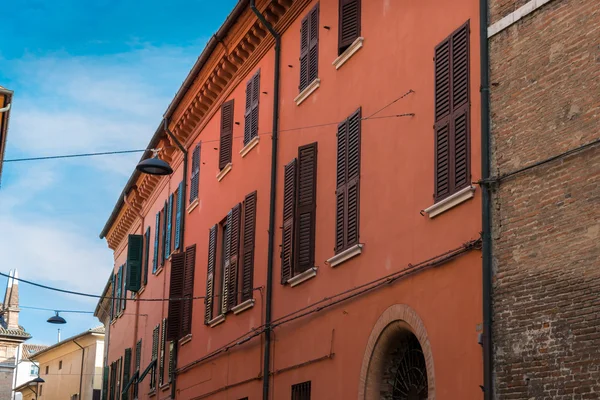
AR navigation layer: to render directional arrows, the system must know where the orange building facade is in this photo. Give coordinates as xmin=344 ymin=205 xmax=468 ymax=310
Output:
xmin=96 ymin=0 xmax=484 ymax=399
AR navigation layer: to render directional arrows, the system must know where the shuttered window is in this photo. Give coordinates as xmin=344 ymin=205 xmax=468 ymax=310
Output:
xmin=159 ymin=318 xmax=167 ymax=386
xmin=150 ymin=325 xmax=159 ymax=390
xmin=161 ymin=202 xmax=167 ymax=265
xmin=121 ymin=264 xmax=127 ymax=312
xmin=300 ymin=4 xmax=319 ymax=92
xmin=204 ymin=225 xmax=218 ymax=324
xmin=111 ymin=273 xmax=116 ymax=321
xmin=133 ymin=339 xmax=141 ymax=398
xmin=182 ymin=244 xmax=196 ymax=336
xmin=168 ymin=341 xmax=174 ymax=383
xmin=223 ymin=204 xmax=241 ymax=312
xmin=219 ymin=100 xmax=234 ymax=169
xmin=102 ymin=366 xmax=109 ymax=400
xmin=434 ymin=22 xmax=470 ymax=201
xmin=335 ymin=108 xmax=361 ymax=253
xmin=153 ymin=212 xmax=160 ymax=273
xmin=190 ymin=144 xmax=201 ymax=203
xmin=126 ymin=235 xmax=143 ymax=292
xmin=244 ymin=71 xmax=260 ymax=145
xmin=241 ymin=191 xmax=257 ymax=302
xmin=281 ymin=143 xmax=318 ymax=283
xmin=165 ymin=194 xmax=174 ymax=257
xmin=122 ymin=348 xmax=131 ymax=400
xmin=291 ymin=381 xmax=312 ymax=400
xmin=167 ymin=252 xmax=185 ymax=341
xmin=338 ymin=0 xmax=361 ymax=55
xmin=115 ymin=266 xmax=123 ymax=315
xmin=175 ymin=181 xmax=184 ymax=250
xmin=143 ymin=227 xmax=150 ymax=286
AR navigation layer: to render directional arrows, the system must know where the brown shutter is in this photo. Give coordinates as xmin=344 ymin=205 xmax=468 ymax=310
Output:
xmin=251 ymin=71 xmax=260 ymax=140
xmin=296 ymin=143 xmax=318 ymax=274
xmin=221 ymin=210 xmax=232 ymax=314
xmin=281 ymin=159 xmax=297 ymax=284
xmin=241 ymin=191 xmax=257 ymax=302
xmin=338 ymin=0 xmax=361 ymax=54
xmin=190 ymin=143 xmax=201 ymax=202
xmin=434 ymin=21 xmax=470 ymax=201
xmin=226 ymin=204 xmax=241 ymax=311
xmin=346 ymin=109 xmax=361 ymax=248
xmin=182 ymin=245 xmax=196 ymax=337
xmin=219 ymin=100 xmax=234 ymax=170
xmin=299 ymin=14 xmax=310 ymax=91
xmin=204 ymin=225 xmax=217 ymax=324
xmin=167 ymin=252 xmax=185 ymax=341
xmin=308 ymin=5 xmax=319 ymax=84
xmin=244 ymin=79 xmax=253 ymax=145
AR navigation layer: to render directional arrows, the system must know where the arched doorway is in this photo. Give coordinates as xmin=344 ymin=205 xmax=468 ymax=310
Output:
xmin=358 ymin=305 xmax=435 ymax=399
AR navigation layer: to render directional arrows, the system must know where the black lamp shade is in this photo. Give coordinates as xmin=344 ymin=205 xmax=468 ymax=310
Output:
xmin=47 ymin=312 xmax=66 ymax=324
xmin=136 ymin=157 xmax=173 ymax=176
xmin=31 ymin=377 xmax=45 ymax=384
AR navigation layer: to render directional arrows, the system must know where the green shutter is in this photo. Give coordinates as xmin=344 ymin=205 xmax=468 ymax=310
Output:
xmin=174 ymin=181 xmax=184 ymax=250
xmin=120 ymin=265 xmax=127 ymax=313
xmin=161 ymin=203 xmax=167 ymax=266
xmin=102 ymin=366 xmax=109 ymax=400
xmin=116 ymin=267 xmax=122 ymax=315
xmin=126 ymin=235 xmax=143 ymax=292
xmin=143 ymin=227 xmax=150 ymax=286
xmin=111 ymin=273 xmax=116 ymax=320
xmin=165 ymin=194 xmax=174 ymax=257
xmin=122 ymin=348 xmax=131 ymax=400
xmin=153 ymin=212 xmax=160 ymax=273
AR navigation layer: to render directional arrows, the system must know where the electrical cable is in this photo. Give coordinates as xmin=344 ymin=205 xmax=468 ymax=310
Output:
xmin=19 ymin=305 xmax=94 ymax=314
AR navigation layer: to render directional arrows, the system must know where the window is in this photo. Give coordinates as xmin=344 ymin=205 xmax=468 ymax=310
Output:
xmin=168 ymin=341 xmax=174 ymax=383
xmin=244 ymin=71 xmax=260 ymax=145
xmin=219 ymin=100 xmax=234 ymax=170
xmin=174 ymin=181 xmax=184 ymax=251
xmin=291 ymin=381 xmax=311 ymax=400
xmin=159 ymin=319 xmax=167 ymax=386
xmin=153 ymin=211 xmax=160 ymax=273
xmin=240 ymin=192 xmax=257 ymax=302
xmin=150 ymin=325 xmax=159 ymax=390
xmin=120 ymin=264 xmax=127 ymax=313
xmin=126 ymin=234 xmax=143 ymax=292
xmin=39 ymin=384 xmax=43 ymax=396
xmin=161 ymin=202 xmax=167 ymax=266
xmin=190 ymin=144 xmax=201 ymax=202
xmin=165 ymin=193 xmax=174 ymax=257
xmin=59 ymin=360 xmax=62 ymax=370
xmin=123 ymin=348 xmax=131 ymax=400
xmin=335 ymin=108 xmax=362 ymax=253
xmin=338 ymin=0 xmax=361 ymax=55
xmin=45 ymin=365 xmax=49 ymax=375
xmin=281 ymin=143 xmax=318 ymax=283
xmin=143 ymin=227 xmax=150 ymax=286
xmin=30 ymin=364 xmax=38 ymax=375
xmin=434 ymin=21 xmax=470 ymax=201
xmin=300 ymin=4 xmax=319 ymax=92
xmin=133 ymin=339 xmax=141 ymax=398
xmin=219 ymin=221 xmax=229 ymax=313
xmin=167 ymin=245 xmax=196 ymax=340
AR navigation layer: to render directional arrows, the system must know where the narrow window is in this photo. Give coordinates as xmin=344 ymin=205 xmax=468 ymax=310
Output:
xmin=122 ymin=348 xmax=131 ymax=400
xmin=39 ymin=385 xmax=43 ymax=396
xmin=150 ymin=325 xmax=159 ymax=390
xmin=219 ymin=100 xmax=234 ymax=170
xmin=189 ymin=144 xmax=201 ymax=203
xmin=153 ymin=211 xmax=160 ymax=273
xmin=240 ymin=192 xmax=257 ymax=302
xmin=59 ymin=360 xmax=62 ymax=370
xmin=219 ymin=221 xmax=229 ymax=314
xmin=45 ymin=365 xmax=49 ymax=375
xmin=167 ymin=252 xmax=185 ymax=341
xmin=143 ymin=227 xmax=150 ymax=286
xmin=126 ymin=234 xmax=143 ymax=292
xmin=244 ymin=71 xmax=260 ymax=145
xmin=161 ymin=202 xmax=167 ymax=265
xmin=300 ymin=4 xmax=319 ymax=91
xmin=159 ymin=319 xmax=167 ymax=386
xmin=165 ymin=193 xmax=174 ymax=258
xmin=224 ymin=204 xmax=241 ymax=312
xmin=181 ymin=245 xmax=196 ymax=336
xmin=204 ymin=225 xmax=218 ymax=324
xmin=175 ymin=180 xmax=185 ymax=250
xmin=338 ymin=0 xmax=361 ymax=55
xmin=434 ymin=21 xmax=471 ymax=201
xmin=291 ymin=381 xmax=311 ymax=400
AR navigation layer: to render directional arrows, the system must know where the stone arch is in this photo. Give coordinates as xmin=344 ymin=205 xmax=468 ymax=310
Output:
xmin=358 ymin=304 xmax=436 ymax=399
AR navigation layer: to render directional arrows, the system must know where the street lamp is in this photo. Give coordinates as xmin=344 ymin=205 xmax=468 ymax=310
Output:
xmin=47 ymin=311 xmax=66 ymax=324
xmin=136 ymin=149 xmax=173 ymax=176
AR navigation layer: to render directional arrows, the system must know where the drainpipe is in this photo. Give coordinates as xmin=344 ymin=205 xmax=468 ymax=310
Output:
xmin=163 ymin=119 xmax=188 ymax=400
xmin=248 ymin=2 xmax=281 ymax=399
xmin=480 ymin=0 xmax=493 ymax=397
xmin=0 ymin=102 xmax=10 ymax=113
xmin=73 ymin=340 xmax=85 ymax=400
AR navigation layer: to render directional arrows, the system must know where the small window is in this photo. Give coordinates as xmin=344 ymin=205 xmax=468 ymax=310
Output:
xmin=45 ymin=365 xmax=49 ymax=375
xmin=244 ymin=71 xmax=260 ymax=145
xmin=299 ymin=3 xmax=319 ymax=91
xmin=30 ymin=364 xmax=39 ymax=375
xmin=291 ymin=381 xmax=311 ymax=400
xmin=39 ymin=384 xmax=43 ymax=396
xmin=59 ymin=360 xmax=62 ymax=370
xmin=338 ymin=0 xmax=361 ymax=55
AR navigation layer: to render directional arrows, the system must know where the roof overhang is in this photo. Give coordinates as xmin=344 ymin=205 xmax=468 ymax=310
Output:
xmin=0 ymin=86 xmax=14 ymax=187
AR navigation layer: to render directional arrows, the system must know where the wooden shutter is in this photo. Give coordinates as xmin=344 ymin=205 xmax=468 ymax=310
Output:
xmin=102 ymin=366 xmax=109 ymax=400
xmin=434 ymin=21 xmax=470 ymax=201
xmin=174 ymin=182 xmax=183 ymax=250
xmin=227 ymin=204 xmax=241 ymax=310
xmin=121 ymin=265 xmax=127 ymax=312
xmin=338 ymin=0 xmax=361 ymax=54
xmin=123 ymin=348 xmax=131 ymax=400
xmin=166 ymin=195 xmax=173 ymax=257
xmin=190 ymin=144 xmax=200 ymax=203
xmin=111 ymin=273 xmax=116 ymax=320
xmin=116 ymin=266 xmax=122 ymax=314
xmin=299 ymin=5 xmax=319 ymax=92
xmin=241 ymin=191 xmax=257 ymax=302
xmin=168 ymin=342 xmax=174 ymax=383
xmin=299 ymin=14 xmax=310 ymax=91
xmin=244 ymin=71 xmax=260 ymax=144
xmin=204 ymin=225 xmax=218 ymax=323
xmin=161 ymin=203 xmax=167 ymax=266
xmin=126 ymin=235 xmax=143 ymax=292
xmin=296 ymin=143 xmax=318 ymax=274
xmin=143 ymin=227 xmax=150 ymax=286
xmin=153 ymin=212 xmax=160 ymax=273
xmin=135 ymin=340 xmax=142 ymax=371
xmin=167 ymin=252 xmax=185 ymax=341
xmin=221 ymin=210 xmax=233 ymax=313
xmin=151 ymin=325 xmax=159 ymax=389
xmin=159 ymin=319 xmax=167 ymax=385
xmin=219 ymin=100 xmax=234 ymax=169
xmin=182 ymin=245 xmax=196 ymax=336
xmin=335 ymin=109 xmax=361 ymax=253
xmin=281 ymin=159 xmax=297 ymax=284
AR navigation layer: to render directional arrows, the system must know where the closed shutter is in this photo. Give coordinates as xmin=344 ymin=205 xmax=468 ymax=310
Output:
xmin=226 ymin=204 xmax=241 ymax=310
xmin=204 ymin=225 xmax=218 ymax=323
xmin=335 ymin=108 xmax=361 ymax=253
xmin=161 ymin=202 xmax=167 ymax=265
xmin=338 ymin=0 xmax=361 ymax=54
xmin=241 ymin=191 xmax=257 ymax=302
xmin=190 ymin=144 xmax=201 ymax=203
xmin=135 ymin=340 xmax=142 ymax=371
xmin=159 ymin=319 xmax=166 ymax=385
xmin=167 ymin=252 xmax=185 ymax=340
xmin=166 ymin=194 xmax=174 ymax=257
xmin=126 ymin=235 xmax=143 ymax=292
xmin=121 ymin=264 xmax=127 ymax=312
xmin=281 ymin=159 xmax=297 ymax=284
xmin=434 ymin=22 xmax=470 ymax=201
xmin=244 ymin=71 xmax=260 ymax=145
xmin=182 ymin=245 xmax=196 ymax=336
xmin=295 ymin=143 xmax=318 ymax=274
xmin=175 ymin=181 xmax=184 ymax=250
xmin=299 ymin=5 xmax=319 ymax=92
xmin=300 ymin=14 xmax=309 ymax=91
xmin=111 ymin=273 xmax=116 ymax=320
xmin=151 ymin=325 xmax=159 ymax=389
xmin=102 ymin=366 xmax=109 ymax=400
xmin=219 ymin=100 xmax=234 ymax=169
xmin=168 ymin=342 xmax=174 ymax=383
xmin=153 ymin=212 xmax=160 ymax=273
xmin=143 ymin=227 xmax=150 ymax=286
xmin=115 ymin=267 xmax=122 ymax=315
xmin=122 ymin=348 xmax=131 ymax=400
xmin=221 ymin=210 xmax=233 ymax=314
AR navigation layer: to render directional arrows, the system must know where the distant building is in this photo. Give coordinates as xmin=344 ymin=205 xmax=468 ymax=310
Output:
xmin=0 ymin=270 xmax=31 ymax=400
xmin=13 ymin=344 xmax=48 ymax=392
xmin=0 ymin=85 xmax=12 ymax=186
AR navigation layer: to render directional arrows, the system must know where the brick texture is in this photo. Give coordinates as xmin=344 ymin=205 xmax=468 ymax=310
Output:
xmin=490 ymin=0 xmax=600 ymax=398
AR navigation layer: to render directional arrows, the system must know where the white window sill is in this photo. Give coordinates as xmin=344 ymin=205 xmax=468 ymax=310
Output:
xmin=208 ymin=314 xmax=226 ymax=328
xmin=240 ymin=136 xmax=259 ymax=158
xmin=332 ymin=37 xmax=364 ymax=70
xmin=231 ymin=298 xmax=255 ymax=315
xmin=294 ymin=78 xmax=320 ymax=106
xmin=154 ymin=266 xmax=164 ymax=277
xmin=179 ymin=334 xmax=192 ymax=346
xmin=187 ymin=198 xmax=199 ymax=214
xmin=160 ymin=384 xmax=170 ymax=392
xmin=216 ymin=163 xmax=232 ymax=182
xmin=136 ymin=286 xmax=146 ymax=297
xmin=327 ymin=244 xmax=363 ymax=268
xmin=424 ymin=186 xmax=476 ymax=218
xmin=288 ymin=267 xmax=318 ymax=287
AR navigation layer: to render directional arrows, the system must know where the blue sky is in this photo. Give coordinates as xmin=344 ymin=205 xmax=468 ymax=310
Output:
xmin=0 ymin=0 xmax=237 ymax=345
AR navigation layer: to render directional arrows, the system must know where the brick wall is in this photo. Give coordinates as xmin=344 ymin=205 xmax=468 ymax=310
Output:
xmin=490 ymin=0 xmax=600 ymax=398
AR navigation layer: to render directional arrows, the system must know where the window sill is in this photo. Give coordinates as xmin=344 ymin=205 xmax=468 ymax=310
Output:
xmin=294 ymin=78 xmax=320 ymax=106
xmin=232 ymin=298 xmax=255 ymax=315
xmin=160 ymin=383 xmax=170 ymax=392
xmin=240 ymin=136 xmax=260 ymax=158
xmin=288 ymin=267 xmax=318 ymax=287
xmin=154 ymin=267 xmax=164 ymax=277
xmin=208 ymin=314 xmax=226 ymax=328
xmin=149 ymin=389 xmax=156 ymax=397
xmin=424 ymin=186 xmax=476 ymax=218
xmin=327 ymin=244 xmax=363 ymax=268
xmin=179 ymin=334 xmax=192 ymax=346
xmin=333 ymin=37 xmax=364 ymax=70
xmin=216 ymin=163 xmax=232 ymax=182
xmin=187 ymin=198 xmax=199 ymax=214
